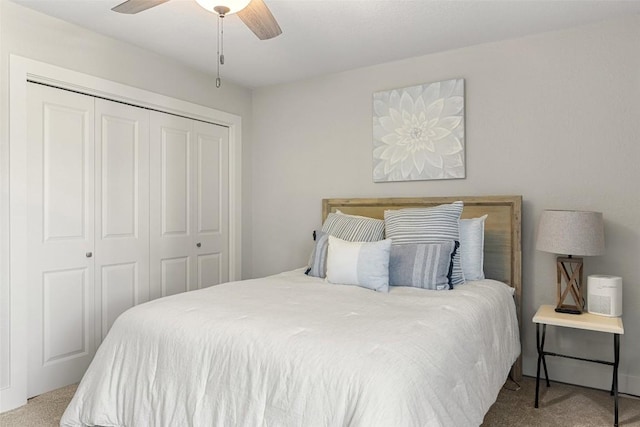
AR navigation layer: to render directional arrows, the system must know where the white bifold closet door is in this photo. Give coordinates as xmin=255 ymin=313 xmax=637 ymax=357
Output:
xmin=94 ymin=98 xmax=150 ymax=341
xmin=149 ymin=112 xmax=229 ymax=300
xmin=26 ymin=84 xmax=97 ymax=398
xmin=26 ymin=84 xmax=150 ymax=397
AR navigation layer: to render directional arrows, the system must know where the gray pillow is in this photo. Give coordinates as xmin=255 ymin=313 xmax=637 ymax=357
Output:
xmin=384 ymin=201 xmax=465 ymax=287
xmin=389 ymin=241 xmax=456 ymax=290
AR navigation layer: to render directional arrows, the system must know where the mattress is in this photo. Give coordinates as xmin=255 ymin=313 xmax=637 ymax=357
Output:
xmin=61 ymin=269 xmax=520 ymax=427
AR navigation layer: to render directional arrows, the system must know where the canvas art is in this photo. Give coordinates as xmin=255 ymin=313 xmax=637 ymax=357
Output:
xmin=373 ymin=79 xmax=465 ymax=182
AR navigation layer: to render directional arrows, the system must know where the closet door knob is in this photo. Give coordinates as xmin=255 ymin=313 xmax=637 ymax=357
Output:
xmin=196 ymin=243 xmax=202 ymax=248
xmin=86 ymin=252 xmax=93 ymax=258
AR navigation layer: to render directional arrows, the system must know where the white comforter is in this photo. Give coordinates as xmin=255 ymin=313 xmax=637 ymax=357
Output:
xmin=61 ymin=269 xmax=520 ymax=427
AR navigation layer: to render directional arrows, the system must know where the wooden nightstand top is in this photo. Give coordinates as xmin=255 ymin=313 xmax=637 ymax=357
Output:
xmin=533 ymin=305 xmax=624 ymax=334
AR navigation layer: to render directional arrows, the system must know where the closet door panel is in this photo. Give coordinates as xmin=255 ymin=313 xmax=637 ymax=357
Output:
xmin=150 ymin=112 xmax=195 ymax=300
xmin=95 ymin=99 xmax=150 ymax=341
xmin=197 ymin=132 xmax=221 ymax=234
xmin=197 ymin=253 xmax=221 ymax=289
xmin=162 ymin=256 xmax=190 ymax=296
xmin=162 ymin=127 xmax=191 ymax=235
xmin=42 ymin=105 xmax=87 ymax=240
xmin=194 ymin=121 xmax=229 ymax=288
xmin=26 ymin=83 xmax=96 ymax=397
xmin=100 ymin=117 xmax=137 ymax=238
xmin=43 ymin=269 xmax=88 ymax=363
xmin=101 ymin=262 xmax=137 ymax=333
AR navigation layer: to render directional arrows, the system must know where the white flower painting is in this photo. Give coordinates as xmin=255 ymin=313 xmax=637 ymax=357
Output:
xmin=373 ymin=79 xmax=465 ymax=182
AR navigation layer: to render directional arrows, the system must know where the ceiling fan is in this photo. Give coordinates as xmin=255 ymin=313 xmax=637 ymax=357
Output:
xmin=111 ymin=0 xmax=282 ymax=40
xmin=112 ymin=0 xmax=282 ymax=87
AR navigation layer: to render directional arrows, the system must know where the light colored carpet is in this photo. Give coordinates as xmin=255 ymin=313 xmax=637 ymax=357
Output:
xmin=0 ymin=382 xmax=77 ymax=427
xmin=1 ymin=376 xmax=639 ymax=426
xmin=482 ymin=377 xmax=640 ymax=427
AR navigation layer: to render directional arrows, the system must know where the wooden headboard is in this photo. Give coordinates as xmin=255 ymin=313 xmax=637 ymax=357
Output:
xmin=322 ymin=195 xmax=523 ymax=379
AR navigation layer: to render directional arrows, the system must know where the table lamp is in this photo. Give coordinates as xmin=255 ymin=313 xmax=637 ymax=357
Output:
xmin=536 ymin=210 xmax=604 ymax=314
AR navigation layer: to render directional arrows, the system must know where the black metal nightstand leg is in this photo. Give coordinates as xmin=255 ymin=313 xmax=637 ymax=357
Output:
xmin=540 ymin=324 xmax=550 ymax=387
xmin=535 ymin=324 xmax=550 ymax=409
xmin=535 ymin=323 xmax=541 ymax=408
xmin=613 ymin=333 xmax=620 ymax=427
xmin=542 ymin=356 xmax=550 ymax=386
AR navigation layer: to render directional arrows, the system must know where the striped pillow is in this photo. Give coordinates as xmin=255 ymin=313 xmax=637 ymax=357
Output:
xmin=389 ymin=241 xmax=457 ymax=290
xmin=384 ymin=201 xmax=465 ymax=287
xmin=321 ymin=212 xmax=385 ymax=242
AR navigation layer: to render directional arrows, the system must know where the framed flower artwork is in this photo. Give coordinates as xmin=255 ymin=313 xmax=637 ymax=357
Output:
xmin=372 ymin=79 xmax=465 ymax=182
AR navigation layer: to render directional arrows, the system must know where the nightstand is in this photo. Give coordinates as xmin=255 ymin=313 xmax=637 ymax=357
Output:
xmin=532 ymin=304 xmax=624 ymax=426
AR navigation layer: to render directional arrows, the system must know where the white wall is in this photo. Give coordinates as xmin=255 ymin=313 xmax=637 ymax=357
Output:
xmin=251 ymin=16 xmax=640 ymax=394
xmin=0 ymin=0 xmax=253 ymax=403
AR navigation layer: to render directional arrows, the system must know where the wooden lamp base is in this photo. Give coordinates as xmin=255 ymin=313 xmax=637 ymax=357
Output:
xmin=555 ymin=256 xmax=584 ymax=314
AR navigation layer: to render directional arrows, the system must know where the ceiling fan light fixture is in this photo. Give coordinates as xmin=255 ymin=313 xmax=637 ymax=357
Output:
xmin=195 ymin=0 xmax=251 ymax=15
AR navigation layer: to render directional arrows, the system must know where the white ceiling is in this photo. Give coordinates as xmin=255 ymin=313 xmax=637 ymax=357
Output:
xmin=10 ymin=0 xmax=640 ymax=88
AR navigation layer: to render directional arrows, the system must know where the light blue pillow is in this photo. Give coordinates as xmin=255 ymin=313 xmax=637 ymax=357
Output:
xmin=389 ymin=241 xmax=456 ymax=290
xmin=326 ymin=236 xmax=392 ymax=292
xmin=459 ymin=215 xmax=487 ymax=281
xmin=384 ymin=201 xmax=465 ymax=286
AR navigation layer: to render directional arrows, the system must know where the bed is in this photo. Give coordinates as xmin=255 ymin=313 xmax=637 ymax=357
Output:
xmin=61 ymin=195 xmax=522 ymax=427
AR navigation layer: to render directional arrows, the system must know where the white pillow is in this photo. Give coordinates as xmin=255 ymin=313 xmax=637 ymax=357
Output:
xmin=459 ymin=214 xmax=487 ymax=281
xmin=326 ymin=236 xmax=392 ymax=292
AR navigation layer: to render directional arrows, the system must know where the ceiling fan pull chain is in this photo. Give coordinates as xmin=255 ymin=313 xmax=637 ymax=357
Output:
xmin=216 ymin=12 xmax=222 ymax=88
xmin=220 ymin=14 xmax=225 ymax=65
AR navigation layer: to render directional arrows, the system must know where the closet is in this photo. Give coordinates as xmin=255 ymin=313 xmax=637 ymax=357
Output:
xmin=25 ymin=83 xmax=229 ymax=397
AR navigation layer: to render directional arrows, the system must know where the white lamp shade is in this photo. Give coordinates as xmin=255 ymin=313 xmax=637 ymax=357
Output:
xmin=536 ymin=210 xmax=605 ymax=256
xmin=195 ymin=0 xmax=251 ymax=14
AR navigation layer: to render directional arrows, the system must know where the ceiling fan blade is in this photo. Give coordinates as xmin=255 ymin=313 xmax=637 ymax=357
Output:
xmin=111 ymin=0 xmax=170 ymax=14
xmin=237 ymin=0 xmax=282 ymax=40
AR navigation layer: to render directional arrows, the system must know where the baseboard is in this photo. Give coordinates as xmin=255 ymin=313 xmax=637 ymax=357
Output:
xmin=620 ymin=374 xmax=640 ymax=397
